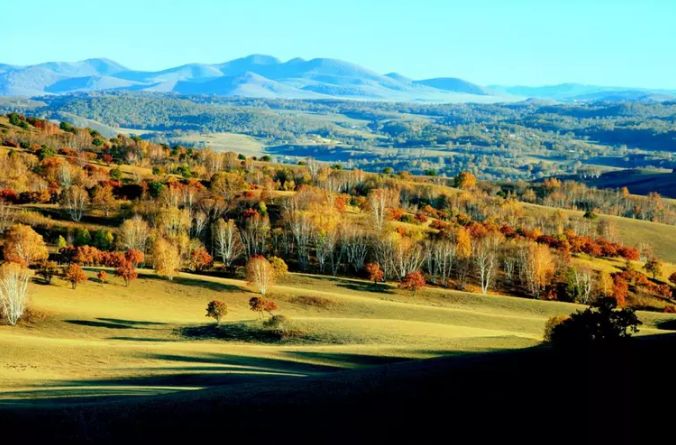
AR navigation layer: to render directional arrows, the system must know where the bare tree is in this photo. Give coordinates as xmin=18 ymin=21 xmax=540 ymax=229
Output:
xmin=0 ymin=200 xmax=15 ymax=234
xmin=425 ymin=239 xmax=456 ymax=284
xmin=118 ymin=216 xmax=150 ymax=252
xmin=473 ymin=234 xmax=501 ymax=294
xmin=0 ymin=263 xmax=32 ymax=326
xmin=213 ymin=218 xmax=243 ymax=268
xmin=62 ymin=185 xmax=89 ymax=222
xmin=342 ymin=227 xmax=370 ymax=273
xmin=239 ymin=213 xmax=270 ymax=259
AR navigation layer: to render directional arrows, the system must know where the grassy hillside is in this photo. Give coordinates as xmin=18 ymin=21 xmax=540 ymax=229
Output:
xmin=3 ymin=269 xmax=673 ymax=403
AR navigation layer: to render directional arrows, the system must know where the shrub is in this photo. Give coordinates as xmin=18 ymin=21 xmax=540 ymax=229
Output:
xmin=399 ymin=271 xmax=426 ymax=293
xmin=548 ymin=298 xmax=641 ymax=348
xmin=263 ymin=314 xmax=289 ymax=329
xmin=249 ymin=296 xmax=278 ymax=317
xmin=365 ymin=263 xmax=384 ymax=284
xmin=205 ymin=300 xmax=228 ymax=324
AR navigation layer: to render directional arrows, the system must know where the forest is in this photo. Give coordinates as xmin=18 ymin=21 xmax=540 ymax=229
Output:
xmin=2 ymin=93 xmax=674 ymax=184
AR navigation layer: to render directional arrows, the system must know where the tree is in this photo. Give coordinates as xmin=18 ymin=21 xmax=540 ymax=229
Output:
xmin=455 ymin=171 xmax=477 ymax=190
xmin=455 ymin=227 xmax=472 ymax=259
xmin=249 ymin=296 xmax=278 ymax=318
xmin=473 ymin=234 xmax=500 ymax=294
xmin=37 ymin=261 xmax=59 ymax=285
xmin=65 ymin=264 xmax=87 ymax=289
xmin=669 ymin=272 xmax=676 ymax=286
xmin=547 ymin=298 xmax=641 ymax=348
xmin=92 ymin=184 xmax=117 ymax=217
xmin=152 ymin=237 xmax=180 ymax=281
xmin=522 ymin=242 xmax=556 ymax=298
xmin=97 ymin=270 xmax=108 ymax=284
xmin=212 ymin=218 xmax=242 ymax=268
xmin=62 ymin=185 xmax=89 ymax=222
xmin=270 ymin=256 xmax=288 ymax=280
xmin=643 ymin=257 xmax=663 ymax=280
xmin=246 ymin=256 xmax=275 ymax=295
xmin=115 ymin=259 xmax=138 ymax=286
xmin=368 ymin=188 xmax=399 ymax=231
xmin=118 ymin=216 xmax=150 ymax=252
xmin=189 ymin=245 xmax=213 ymax=272
xmin=206 ymin=300 xmax=228 ymax=324
xmin=612 ymin=275 xmax=629 ymax=307
xmin=0 ymin=199 xmax=15 ymax=234
xmin=3 ymin=224 xmax=49 ymax=266
xmin=0 ymin=262 xmax=32 ymax=325
xmin=399 ymin=271 xmax=426 ymax=293
xmin=566 ymin=267 xmax=593 ymax=304
xmin=365 ymin=263 xmax=384 ymax=284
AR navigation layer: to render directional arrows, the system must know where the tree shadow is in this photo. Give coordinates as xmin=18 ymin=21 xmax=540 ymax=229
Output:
xmin=287 ymin=351 xmax=414 ymax=367
xmin=65 ymin=320 xmax=139 ymax=330
xmin=107 ymin=336 xmax=178 ymax=342
xmin=656 ymin=319 xmax=676 ymax=330
xmin=177 ymin=322 xmax=326 ymax=344
xmin=98 ymin=318 xmax=166 ymax=326
xmin=337 ymin=281 xmax=394 ymax=294
xmin=138 ymin=273 xmax=244 ymax=293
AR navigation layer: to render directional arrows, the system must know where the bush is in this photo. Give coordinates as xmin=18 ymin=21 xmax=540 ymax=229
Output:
xmin=263 ymin=314 xmax=289 ymax=329
xmin=548 ymin=298 xmax=641 ymax=348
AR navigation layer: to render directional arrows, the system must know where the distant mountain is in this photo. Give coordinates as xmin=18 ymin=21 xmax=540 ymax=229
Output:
xmin=0 ymin=55 xmax=506 ymax=103
xmin=490 ymin=83 xmax=676 ymax=102
xmin=1 ymin=56 xmax=674 ymax=103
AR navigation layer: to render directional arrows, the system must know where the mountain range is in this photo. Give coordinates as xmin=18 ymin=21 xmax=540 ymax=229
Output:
xmin=1 ymin=55 xmax=674 ymax=103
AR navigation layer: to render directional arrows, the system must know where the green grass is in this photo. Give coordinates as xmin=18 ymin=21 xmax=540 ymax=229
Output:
xmin=2 ymin=269 xmax=674 ymax=404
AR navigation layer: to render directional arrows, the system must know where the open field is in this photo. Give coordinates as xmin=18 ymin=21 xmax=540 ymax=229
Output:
xmin=2 ymin=269 xmax=675 ymax=405
xmin=167 ymin=131 xmax=265 ymax=156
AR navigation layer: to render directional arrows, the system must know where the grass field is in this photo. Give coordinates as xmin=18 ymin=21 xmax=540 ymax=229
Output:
xmin=168 ymin=132 xmax=265 ymax=156
xmin=2 ymin=269 xmax=674 ymax=405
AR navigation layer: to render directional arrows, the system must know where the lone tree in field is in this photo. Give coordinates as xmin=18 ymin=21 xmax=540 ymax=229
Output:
xmin=65 ymin=264 xmax=87 ymax=289
xmin=97 ymin=270 xmax=108 ymax=284
xmin=249 ymin=296 xmax=278 ymax=318
xmin=399 ymin=271 xmax=426 ymax=293
xmin=643 ymin=257 xmax=663 ymax=280
xmin=0 ymin=262 xmax=32 ymax=325
xmin=246 ymin=256 xmax=275 ymax=295
xmin=152 ymin=237 xmax=180 ymax=281
xmin=37 ymin=261 xmax=59 ymax=285
xmin=206 ymin=300 xmax=228 ymax=324
xmin=3 ymin=224 xmax=49 ymax=266
xmin=365 ymin=262 xmax=384 ymax=285
xmin=115 ymin=259 xmax=138 ymax=287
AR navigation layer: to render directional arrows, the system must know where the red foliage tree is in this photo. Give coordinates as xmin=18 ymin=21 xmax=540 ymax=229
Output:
xmin=189 ymin=246 xmax=213 ymax=272
xmin=365 ymin=263 xmax=384 ymax=284
xmin=612 ymin=275 xmax=629 ymax=307
xmin=65 ymin=264 xmax=87 ymax=289
xmin=115 ymin=259 xmax=138 ymax=287
xmin=399 ymin=271 xmax=426 ymax=293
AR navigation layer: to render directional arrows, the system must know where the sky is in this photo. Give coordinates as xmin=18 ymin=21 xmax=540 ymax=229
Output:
xmin=5 ymin=0 xmax=676 ymax=88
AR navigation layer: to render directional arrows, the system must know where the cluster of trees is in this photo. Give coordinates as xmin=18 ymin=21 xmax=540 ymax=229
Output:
xmin=2 ymin=113 xmax=674 ymax=328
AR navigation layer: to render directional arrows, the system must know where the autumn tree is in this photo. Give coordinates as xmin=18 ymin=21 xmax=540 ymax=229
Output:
xmin=3 ymin=224 xmax=49 ymax=266
xmin=473 ymin=233 xmax=501 ymax=295
xmin=521 ymin=242 xmax=556 ymax=298
xmin=368 ymin=188 xmax=399 ymax=232
xmin=97 ymin=270 xmax=108 ymax=284
xmin=65 ymin=264 xmax=87 ymax=289
xmin=206 ymin=300 xmax=228 ymax=324
xmin=37 ymin=261 xmax=59 ymax=285
xmin=115 ymin=256 xmax=138 ymax=286
xmin=365 ymin=262 xmax=384 ymax=284
xmin=455 ymin=171 xmax=477 ymax=190
xmin=92 ymin=184 xmax=117 ymax=217
xmin=246 ymin=256 xmax=275 ymax=296
xmin=399 ymin=271 xmax=426 ymax=293
xmin=0 ymin=199 xmax=15 ymax=234
xmin=643 ymin=257 xmax=663 ymax=280
xmin=249 ymin=296 xmax=278 ymax=318
xmin=212 ymin=218 xmax=242 ymax=268
xmin=189 ymin=244 xmax=213 ymax=272
xmin=270 ymin=256 xmax=288 ymax=280
xmin=0 ymin=263 xmax=32 ymax=325
xmin=152 ymin=237 xmax=180 ymax=281
xmin=612 ymin=275 xmax=629 ymax=307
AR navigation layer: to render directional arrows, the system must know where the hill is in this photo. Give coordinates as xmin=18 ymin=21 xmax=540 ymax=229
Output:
xmin=563 ymin=169 xmax=676 ymax=198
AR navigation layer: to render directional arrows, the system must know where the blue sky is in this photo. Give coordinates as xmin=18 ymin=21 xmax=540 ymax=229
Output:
xmin=5 ymin=0 xmax=676 ymax=88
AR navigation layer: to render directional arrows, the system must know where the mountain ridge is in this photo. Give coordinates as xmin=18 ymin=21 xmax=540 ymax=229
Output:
xmin=1 ymin=56 xmax=674 ymax=103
